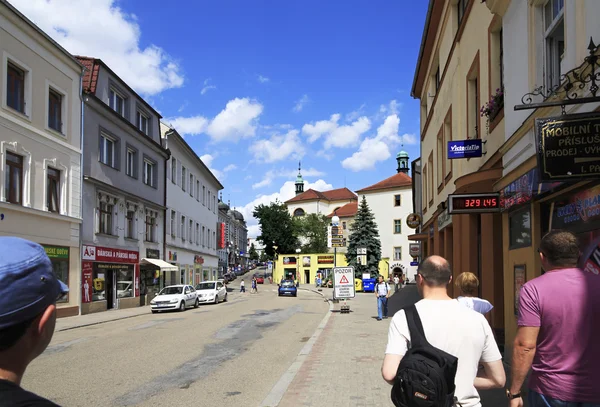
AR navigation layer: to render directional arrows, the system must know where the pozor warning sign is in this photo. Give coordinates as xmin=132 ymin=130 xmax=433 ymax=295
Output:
xmin=333 ymin=267 xmax=355 ymax=299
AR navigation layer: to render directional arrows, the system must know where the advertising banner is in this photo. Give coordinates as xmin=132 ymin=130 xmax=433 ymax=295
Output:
xmin=81 ymin=261 xmax=93 ymax=304
xmin=82 ymin=245 xmax=138 ymax=263
xmin=317 ymin=255 xmax=334 ymax=264
xmin=447 ymin=139 xmax=483 ymax=159
xmin=282 ymin=256 xmax=297 ymax=265
xmin=218 ymin=223 xmax=226 ymax=249
xmin=551 ymin=184 xmax=600 ymax=232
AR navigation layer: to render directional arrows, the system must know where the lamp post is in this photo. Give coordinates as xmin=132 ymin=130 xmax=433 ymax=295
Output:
xmin=331 ymin=212 xmax=340 ymax=270
xmin=272 ymin=242 xmax=278 ymax=282
xmin=295 ymin=248 xmax=301 ymax=286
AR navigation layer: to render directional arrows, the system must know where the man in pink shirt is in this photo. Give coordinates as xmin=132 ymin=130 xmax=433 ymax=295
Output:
xmin=508 ymin=230 xmax=600 ymax=407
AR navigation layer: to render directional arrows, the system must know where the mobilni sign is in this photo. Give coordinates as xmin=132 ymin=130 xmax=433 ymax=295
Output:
xmin=447 ymin=139 xmax=483 ymax=159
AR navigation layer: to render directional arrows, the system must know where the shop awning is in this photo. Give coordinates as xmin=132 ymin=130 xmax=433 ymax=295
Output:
xmin=140 ymin=258 xmax=177 ymax=271
xmin=408 ymin=233 xmax=428 ymax=241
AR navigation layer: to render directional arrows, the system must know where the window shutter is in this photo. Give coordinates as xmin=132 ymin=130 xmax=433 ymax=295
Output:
xmin=166 ymin=209 xmax=171 ymax=236
xmin=94 ymin=208 xmax=99 ymax=234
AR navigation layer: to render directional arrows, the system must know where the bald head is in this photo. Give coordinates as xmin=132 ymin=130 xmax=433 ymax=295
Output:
xmin=418 ymin=255 xmax=452 ymax=287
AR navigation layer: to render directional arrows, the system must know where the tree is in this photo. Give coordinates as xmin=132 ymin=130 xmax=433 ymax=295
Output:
xmin=253 ymin=200 xmax=299 ymax=256
xmin=346 ymin=196 xmax=382 ymax=278
xmin=259 ymin=251 xmax=268 ymax=263
xmin=248 ymin=243 xmax=259 ymax=261
xmin=294 ymin=213 xmax=329 ymax=253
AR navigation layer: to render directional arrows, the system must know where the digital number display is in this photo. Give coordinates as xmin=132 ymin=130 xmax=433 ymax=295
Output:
xmin=448 ymin=193 xmax=501 ymax=214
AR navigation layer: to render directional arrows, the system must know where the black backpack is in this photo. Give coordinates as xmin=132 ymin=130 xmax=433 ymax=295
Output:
xmin=391 ymin=305 xmax=459 ymax=407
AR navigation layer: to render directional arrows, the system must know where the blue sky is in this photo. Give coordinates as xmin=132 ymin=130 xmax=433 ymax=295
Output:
xmin=12 ymin=0 xmax=428 ymax=237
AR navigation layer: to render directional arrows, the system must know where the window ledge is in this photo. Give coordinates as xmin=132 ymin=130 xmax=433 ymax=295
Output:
xmin=99 ymin=161 xmax=118 ymax=171
xmin=96 ymin=233 xmax=118 ymax=239
xmin=0 ymin=201 xmax=81 ymax=223
xmin=3 ymin=105 xmax=30 ymax=122
xmin=124 ymin=237 xmax=138 ymax=242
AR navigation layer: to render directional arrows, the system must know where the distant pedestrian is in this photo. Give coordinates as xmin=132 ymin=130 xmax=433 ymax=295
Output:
xmin=382 ymin=255 xmax=505 ymax=407
xmin=393 ymin=275 xmax=400 ymax=293
xmin=455 ymin=272 xmax=493 ymax=315
xmin=251 ymin=277 xmax=257 ymax=293
xmin=509 ymin=230 xmax=600 ymax=407
xmin=240 ymin=280 xmax=245 ymax=293
xmin=374 ymin=275 xmax=390 ymax=321
xmin=316 ymin=276 xmax=322 ymax=288
xmin=0 ymin=237 xmax=69 ymax=407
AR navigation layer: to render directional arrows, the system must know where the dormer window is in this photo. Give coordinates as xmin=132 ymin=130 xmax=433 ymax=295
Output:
xmin=109 ymin=88 xmax=126 ymax=116
xmin=137 ymin=110 xmax=149 ymax=135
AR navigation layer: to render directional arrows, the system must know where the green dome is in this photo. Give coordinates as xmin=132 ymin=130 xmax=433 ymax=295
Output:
xmin=296 ymin=173 xmax=304 ymax=183
xmin=397 ymin=150 xmax=409 ymax=159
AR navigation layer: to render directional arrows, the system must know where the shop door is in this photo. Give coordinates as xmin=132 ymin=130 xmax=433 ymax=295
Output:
xmin=106 ymin=271 xmax=115 ymax=310
xmin=304 ymin=270 xmax=310 ymax=285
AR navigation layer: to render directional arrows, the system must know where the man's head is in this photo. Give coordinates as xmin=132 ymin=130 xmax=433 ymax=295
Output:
xmin=0 ymin=237 xmax=68 ymax=363
xmin=378 ymin=275 xmax=384 ymax=282
xmin=416 ymin=255 xmax=452 ymax=296
xmin=538 ymin=230 xmax=580 ymax=271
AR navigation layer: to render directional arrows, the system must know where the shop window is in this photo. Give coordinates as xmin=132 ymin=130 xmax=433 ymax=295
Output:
xmin=44 ymin=245 xmax=69 ymax=303
xmin=5 ymin=151 xmax=23 ymax=204
xmin=509 ymin=208 xmax=532 ymax=249
xmin=394 ymin=219 xmax=402 ymax=234
xmin=116 ymin=268 xmax=134 ymax=298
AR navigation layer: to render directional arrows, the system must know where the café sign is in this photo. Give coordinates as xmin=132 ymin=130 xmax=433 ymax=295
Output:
xmin=535 ymin=112 xmax=600 ymax=181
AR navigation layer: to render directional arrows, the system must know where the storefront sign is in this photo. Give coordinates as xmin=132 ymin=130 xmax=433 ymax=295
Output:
xmin=317 ymin=255 xmax=334 ymax=264
xmin=168 ymin=251 xmax=178 ymax=262
xmin=514 ymin=264 xmax=526 ymax=316
xmin=448 ymin=193 xmax=501 ymax=214
xmin=194 ymin=255 xmax=204 ymax=264
xmin=82 ymin=245 xmax=138 ymax=263
xmin=390 ymin=262 xmax=407 ymax=273
xmin=282 ymin=256 xmax=297 ymax=265
xmin=81 ymin=262 xmax=93 ymax=304
xmin=437 ymin=209 xmax=452 ymax=231
xmin=43 ymin=245 xmax=69 ymax=259
xmin=535 ymin=112 xmax=600 ymax=181
xmin=302 ymin=256 xmax=311 ymax=267
xmin=552 ymin=184 xmax=600 ymax=231
xmin=218 ymin=222 xmax=226 ymax=249
xmin=406 ymin=213 xmax=421 ymax=229
xmin=447 ymin=139 xmax=483 ymax=159
xmin=409 ymin=243 xmax=421 ymax=258
xmin=96 ymin=263 xmax=131 ymax=270
xmin=145 ymin=249 xmax=160 ymax=259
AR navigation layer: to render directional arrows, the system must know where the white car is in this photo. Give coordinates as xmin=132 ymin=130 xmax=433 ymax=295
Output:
xmin=150 ymin=285 xmax=198 ymax=313
xmin=195 ymin=281 xmax=227 ymax=304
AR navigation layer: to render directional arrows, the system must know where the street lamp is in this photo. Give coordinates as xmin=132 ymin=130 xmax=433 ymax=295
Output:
xmin=272 ymin=242 xmax=278 ymax=281
xmin=295 ymin=248 xmax=301 ymax=286
xmin=331 ymin=211 xmax=340 ymax=269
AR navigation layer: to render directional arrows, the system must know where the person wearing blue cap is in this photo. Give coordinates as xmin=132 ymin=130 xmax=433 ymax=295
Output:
xmin=0 ymin=236 xmax=69 ymax=406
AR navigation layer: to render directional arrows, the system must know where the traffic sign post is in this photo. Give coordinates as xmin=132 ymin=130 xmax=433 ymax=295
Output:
xmin=333 ymin=266 xmax=355 ymax=314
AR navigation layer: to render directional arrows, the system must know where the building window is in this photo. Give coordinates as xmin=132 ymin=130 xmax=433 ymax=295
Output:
xmin=6 ymin=63 xmax=25 ymax=113
xmin=48 ymin=89 xmax=62 ymax=133
xmin=434 ymin=66 xmax=440 ymax=93
xmin=457 ymin=0 xmax=468 ymax=26
xmin=109 ymin=88 xmax=126 ymax=116
xmin=342 ymin=221 xmax=347 ymax=230
xmin=293 ymin=208 xmax=305 ymax=217
xmin=196 ymin=223 xmax=200 ymax=245
xmin=189 ymin=173 xmax=194 ymax=197
xmin=4 ymin=151 xmax=23 ymax=204
xmin=171 ymin=158 xmax=177 ymax=184
xmin=145 ymin=213 xmax=156 ymax=242
xmin=208 ymin=191 xmax=211 ymax=210
xmin=468 ymin=75 xmax=479 ymax=139
xmin=428 ymin=153 xmax=434 ymax=206
xmin=437 ymin=129 xmax=444 ymax=188
xmin=126 ymin=148 xmax=136 ymax=178
xmin=422 ymin=165 xmax=428 ymax=211
xmin=394 ymin=247 xmax=402 ymax=261
xmin=181 ymin=215 xmax=186 ymax=241
xmin=202 ymin=225 xmax=206 ymax=247
xmin=509 ymin=208 xmax=532 ymax=249
xmin=196 ymin=180 xmax=200 ymax=201
xmin=99 ymin=134 xmax=115 ymax=167
xmin=394 ymin=194 xmax=401 ymax=207
xmin=444 ymin=108 xmax=452 ymax=179
xmin=182 ymin=167 xmax=186 ymax=192
xmin=126 ymin=210 xmax=135 ymax=239
xmin=544 ymin=0 xmax=565 ymax=91
xmin=213 ymin=231 xmax=216 ymax=249
xmin=203 ymin=185 xmax=206 ymax=205
xmin=394 ymin=220 xmax=402 ymax=234
xmin=499 ymin=28 xmax=504 ymax=91
xmin=189 ymin=220 xmax=193 ymax=243
xmin=170 ymin=210 xmax=176 ymax=237
xmin=136 ymin=110 xmax=149 ymax=135
xmin=143 ymin=159 xmax=155 ymax=187
xmin=213 ymin=196 xmax=216 ymax=213
xmin=99 ymin=201 xmax=113 ymax=235
xmin=47 ymin=167 xmax=60 ymax=212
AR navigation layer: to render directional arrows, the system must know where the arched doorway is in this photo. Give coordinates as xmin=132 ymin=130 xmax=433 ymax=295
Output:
xmin=392 ymin=267 xmax=404 ymax=278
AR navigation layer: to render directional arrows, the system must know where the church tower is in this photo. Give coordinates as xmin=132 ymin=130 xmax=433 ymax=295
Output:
xmin=295 ymin=161 xmax=304 ymax=195
xmin=396 ymin=150 xmax=409 ymax=174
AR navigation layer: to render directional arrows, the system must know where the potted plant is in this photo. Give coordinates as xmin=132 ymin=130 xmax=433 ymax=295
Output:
xmin=480 ymin=88 xmax=504 ymax=123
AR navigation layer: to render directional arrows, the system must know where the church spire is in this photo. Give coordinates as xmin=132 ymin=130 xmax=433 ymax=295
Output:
xmin=295 ymin=161 xmax=304 ymax=196
xmin=396 ymin=145 xmax=410 ymax=174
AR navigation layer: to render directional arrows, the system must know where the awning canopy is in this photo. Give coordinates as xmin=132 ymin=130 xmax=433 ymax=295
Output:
xmin=140 ymin=258 xmax=177 ymax=271
xmin=408 ymin=233 xmax=428 ymax=241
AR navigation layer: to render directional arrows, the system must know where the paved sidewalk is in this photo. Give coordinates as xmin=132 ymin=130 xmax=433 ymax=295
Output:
xmin=272 ymin=289 xmax=507 ymax=407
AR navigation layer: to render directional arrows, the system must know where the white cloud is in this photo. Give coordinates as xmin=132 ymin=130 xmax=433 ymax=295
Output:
xmin=376 ymin=100 xmax=401 ymax=120
xmin=167 ymin=97 xmax=263 ymax=142
xmin=200 ymin=154 xmax=223 ymax=180
xmin=178 ymin=101 xmax=189 ymax=113
xmin=240 ymin=179 xmax=334 ymax=238
xmin=258 ymin=75 xmax=270 ymax=83
xmin=302 ymin=114 xmax=371 ymax=149
xmin=11 ymin=0 xmax=184 ymax=96
xmin=223 ymin=164 xmax=237 ymax=172
xmin=201 ymin=78 xmax=216 ymax=95
xmin=252 ymin=171 xmax=275 ymax=189
xmin=293 ymin=94 xmax=310 ymax=112
xmin=346 ymin=103 xmax=366 ymax=122
xmin=249 ymin=130 xmax=304 ymax=163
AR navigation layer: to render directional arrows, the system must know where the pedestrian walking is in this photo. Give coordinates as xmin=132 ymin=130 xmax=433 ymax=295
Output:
xmin=508 ymin=230 xmax=600 ymax=407
xmin=316 ymin=276 xmax=322 ymax=288
xmin=382 ymin=255 xmax=505 ymax=407
xmin=251 ymin=277 xmax=257 ymax=293
xmin=374 ymin=275 xmax=390 ymax=321
xmin=455 ymin=272 xmax=493 ymax=315
xmin=0 ymin=237 xmax=69 ymax=406
xmin=393 ymin=275 xmax=400 ymax=293
xmin=240 ymin=280 xmax=245 ymax=293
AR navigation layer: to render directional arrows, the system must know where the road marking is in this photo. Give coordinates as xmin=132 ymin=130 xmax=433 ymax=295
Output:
xmin=260 ymin=289 xmax=333 ymax=407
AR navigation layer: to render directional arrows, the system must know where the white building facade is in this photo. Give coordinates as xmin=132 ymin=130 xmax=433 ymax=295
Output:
xmin=162 ymin=123 xmax=223 ymax=284
xmin=0 ymin=1 xmax=84 ymax=317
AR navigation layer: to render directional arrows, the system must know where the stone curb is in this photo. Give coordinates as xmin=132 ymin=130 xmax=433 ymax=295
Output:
xmin=260 ymin=288 xmax=334 ymax=407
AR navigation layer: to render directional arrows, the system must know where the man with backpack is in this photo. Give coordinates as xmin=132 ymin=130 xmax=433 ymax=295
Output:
xmin=381 ymin=255 xmax=505 ymax=407
xmin=375 ymin=275 xmax=391 ymax=321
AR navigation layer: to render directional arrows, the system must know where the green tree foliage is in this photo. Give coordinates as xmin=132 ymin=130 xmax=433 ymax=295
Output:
xmin=259 ymin=251 xmax=268 ymax=263
xmin=248 ymin=243 xmax=259 ymax=261
xmin=294 ymin=213 xmax=329 ymax=253
xmin=346 ymin=196 xmax=382 ymax=278
xmin=253 ymin=200 xmax=299 ymax=256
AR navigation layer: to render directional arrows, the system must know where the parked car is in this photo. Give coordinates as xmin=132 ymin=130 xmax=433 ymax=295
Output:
xmin=278 ymin=280 xmax=297 ymax=297
xmin=150 ymin=285 xmax=198 ymax=313
xmin=256 ymin=275 xmax=265 ymax=284
xmin=196 ymin=280 xmax=228 ymax=304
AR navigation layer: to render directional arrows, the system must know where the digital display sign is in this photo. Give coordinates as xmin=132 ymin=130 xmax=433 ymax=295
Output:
xmin=448 ymin=193 xmax=501 ymax=214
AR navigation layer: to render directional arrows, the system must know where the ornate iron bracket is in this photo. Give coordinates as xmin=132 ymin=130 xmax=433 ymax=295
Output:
xmin=514 ymin=37 xmax=600 ymax=111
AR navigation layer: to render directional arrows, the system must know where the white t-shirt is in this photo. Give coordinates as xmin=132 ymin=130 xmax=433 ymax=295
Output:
xmin=385 ymin=299 xmax=502 ymax=407
xmin=393 ymin=276 xmax=400 ymax=285
xmin=376 ymin=282 xmax=389 ymax=296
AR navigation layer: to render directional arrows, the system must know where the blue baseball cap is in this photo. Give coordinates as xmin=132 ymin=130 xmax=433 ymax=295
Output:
xmin=0 ymin=237 xmax=69 ymax=329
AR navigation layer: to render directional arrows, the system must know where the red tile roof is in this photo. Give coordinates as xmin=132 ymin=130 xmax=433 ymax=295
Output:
xmin=76 ymin=56 xmax=100 ymax=94
xmin=327 ymin=201 xmax=358 ymax=218
xmin=356 ymin=172 xmax=412 ymax=193
xmin=285 ymin=187 xmax=357 ymax=204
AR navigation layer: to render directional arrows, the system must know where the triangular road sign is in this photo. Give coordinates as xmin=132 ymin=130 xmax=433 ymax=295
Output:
xmin=339 ymin=275 xmax=349 ymax=284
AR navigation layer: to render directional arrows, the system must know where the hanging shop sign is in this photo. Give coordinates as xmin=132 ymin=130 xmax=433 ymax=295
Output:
xmin=218 ymin=223 xmax=226 ymax=249
xmin=409 ymin=243 xmax=421 ymax=258
xmin=406 ymin=213 xmax=421 ymax=229
xmin=448 ymin=193 xmax=501 ymax=214
xmin=535 ymin=112 xmax=600 ymax=181
xmin=437 ymin=208 xmax=452 ymax=231
xmin=551 ymin=184 xmax=600 ymax=231
xmin=447 ymin=139 xmax=483 ymax=159
xmin=317 ymin=255 xmax=334 ymax=264
xmin=82 ymin=245 xmax=138 ymax=263
xmin=282 ymin=256 xmax=297 ymax=265
xmin=194 ymin=255 xmax=204 ymax=264
xmin=145 ymin=249 xmax=160 ymax=259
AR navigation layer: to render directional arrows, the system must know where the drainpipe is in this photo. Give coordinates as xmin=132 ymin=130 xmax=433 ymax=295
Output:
xmin=162 ymin=132 xmax=171 ymax=271
xmin=78 ymin=69 xmax=85 ymax=316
